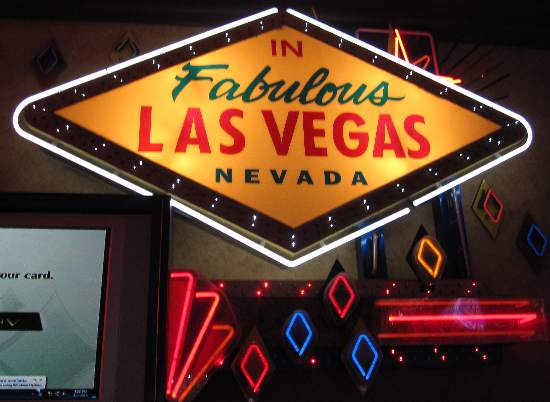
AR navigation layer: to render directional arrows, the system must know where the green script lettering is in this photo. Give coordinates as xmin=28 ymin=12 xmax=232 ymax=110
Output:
xmin=173 ymin=64 xmax=405 ymax=107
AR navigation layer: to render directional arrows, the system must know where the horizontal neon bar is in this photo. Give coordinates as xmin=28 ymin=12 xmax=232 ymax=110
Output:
xmin=373 ymin=297 xmax=547 ymax=345
xmin=388 ymin=313 xmax=537 ymax=324
xmin=375 ymin=299 xmax=532 ymax=307
xmin=378 ymin=330 xmax=536 ymax=340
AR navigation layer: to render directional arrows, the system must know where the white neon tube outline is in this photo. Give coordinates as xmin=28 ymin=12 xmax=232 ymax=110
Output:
xmin=285 ymin=8 xmax=533 ymax=207
xmin=13 ymin=100 xmax=153 ymax=196
xmin=12 ymin=7 xmax=531 ymax=267
xmin=171 ymin=199 xmax=410 ymax=268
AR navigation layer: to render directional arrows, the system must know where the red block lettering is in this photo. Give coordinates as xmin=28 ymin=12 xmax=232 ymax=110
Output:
xmin=138 ymin=106 xmax=163 ymax=152
xmin=405 ymin=115 xmax=430 ymax=158
xmin=373 ymin=114 xmax=405 ymax=158
xmin=333 ymin=112 xmax=369 ymax=157
xmin=175 ymin=108 xmax=211 ymax=153
xmin=219 ymin=109 xmax=245 ymax=154
xmin=263 ymin=110 xmax=299 ymax=156
xmin=303 ymin=111 xmax=327 ymax=156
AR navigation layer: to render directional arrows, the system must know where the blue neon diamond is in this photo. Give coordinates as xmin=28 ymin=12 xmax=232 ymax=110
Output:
xmin=284 ymin=310 xmax=314 ymax=357
xmin=527 ymin=224 xmax=548 ymax=257
xmin=351 ymin=333 xmax=379 ymax=381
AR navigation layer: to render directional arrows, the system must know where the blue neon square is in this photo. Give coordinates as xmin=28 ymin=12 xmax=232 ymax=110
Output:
xmin=351 ymin=333 xmax=379 ymax=381
xmin=284 ymin=310 xmax=314 ymax=357
xmin=527 ymin=224 xmax=548 ymax=257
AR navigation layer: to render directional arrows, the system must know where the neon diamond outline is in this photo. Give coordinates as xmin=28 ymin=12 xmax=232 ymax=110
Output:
xmin=416 ymin=237 xmax=444 ymax=279
xmin=284 ymin=310 xmax=314 ymax=357
xmin=527 ymin=223 xmax=548 ymax=257
xmin=327 ymin=274 xmax=357 ymax=319
xmin=240 ymin=343 xmax=270 ymax=393
xmin=351 ymin=333 xmax=379 ymax=381
xmin=483 ymin=189 xmax=504 ymax=224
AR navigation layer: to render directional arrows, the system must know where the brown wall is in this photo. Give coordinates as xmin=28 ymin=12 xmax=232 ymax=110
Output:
xmin=1 ymin=17 xmax=549 ymax=401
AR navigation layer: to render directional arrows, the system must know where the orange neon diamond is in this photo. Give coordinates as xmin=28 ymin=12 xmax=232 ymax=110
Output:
xmin=416 ymin=237 xmax=444 ymax=279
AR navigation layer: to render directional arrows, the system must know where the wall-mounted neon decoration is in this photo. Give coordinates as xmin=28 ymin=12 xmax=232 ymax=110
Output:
xmin=232 ymin=328 xmax=273 ymax=400
xmin=516 ymin=213 xmax=547 ymax=271
xmin=356 ymin=27 xmax=440 ymax=74
xmin=171 ymin=291 xmax=220 ymax=399
xmin=240 ymin=344 xmax=270 ymax=393
xmin=413 ymin=236 xmax=446 ymax=280
xmin=34 ymin=41 xmax=67 ymax=88
xmin=351 ymin=333 xmax=380 ymax=380
xmin=110 ymin=32 xmax=140 ymax=64
xmin=342 ymin=329 xmax=382 ymax=394
xmin=388 ymin=313 xmax=538 ymax=324
xmin=527 ymin=223 xmax=548 ymax=257
xmin=166 ymin=272 xmax=196 ymax=397
xmin=358 ymin=27 xmax=461 ymax=83
xmin=283 ymin=310 xmax=315 ymax=358
xmin=373 ymin=298 xmax=548 ymax=345
xmin=483 ymin=189 xmax=504 ymax=224
xmin=177 ymin=324 xmax=235 ymax=402
xmin=395 ymin=28 xmax=462 ymax=83
xmin=393 ymin=29 xmax=431 ymax=70
xmin=472 ymin=180 xmax=501 ymax=239
xmin=325 ymin=273 xmax=358 ymax=321
xmin=166 ymin=270 xmax=238 ymax=402
xmin=442 ymin=76 xmax=463 ymax=85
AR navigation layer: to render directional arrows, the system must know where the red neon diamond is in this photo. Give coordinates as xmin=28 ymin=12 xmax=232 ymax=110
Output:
xmin=327 ymin=274 xmax=357 ymax=320
xmin=240 ymin=343 xmax=270 ymax=393
xmin=483 ymin=189 xmax=504 ymax=224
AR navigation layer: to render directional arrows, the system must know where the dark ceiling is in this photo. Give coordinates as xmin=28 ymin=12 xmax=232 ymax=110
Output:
xmin=3 ymin=0 xmax=550 ymax=48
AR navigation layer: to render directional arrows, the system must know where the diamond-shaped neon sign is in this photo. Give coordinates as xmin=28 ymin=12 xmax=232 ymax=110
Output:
xmin=326 ymin=273 xmax=358 ymax=320
xmin=483 ymin=189 xmax=504 ymax=224
xmin=342 ymin=329 xmax=382 ymax=393
xmin=14 ymin=7 xmax=531 ymax=268
xmin=284 ymin=310 xmax=315 ymax=357
xmin=351 ymin=334 xmax=380 ymax=380
xmin=232 ymin=328 xmax=273 ymax=400
xmin=240 ymin=343 xmax=270 ymax=393
xmin=414 ymin=236 xmax=446 ymax=280
xmin=527 ymin=224 xmax=548 ymax=257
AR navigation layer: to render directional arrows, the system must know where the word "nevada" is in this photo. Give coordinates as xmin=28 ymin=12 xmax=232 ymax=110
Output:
xmin=172 ymin=63 xmax=405 ymax=107
xmin=215 ymin=169 xmax=368 ymax=186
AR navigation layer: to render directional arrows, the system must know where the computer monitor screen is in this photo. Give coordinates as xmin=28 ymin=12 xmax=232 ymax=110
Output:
xmin=0 ymin=227 xmax=109 ymax=399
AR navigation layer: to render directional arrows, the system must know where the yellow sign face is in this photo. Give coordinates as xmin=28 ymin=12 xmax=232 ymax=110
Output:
xmin=55 ymin=26 xmax=499 ymax=228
